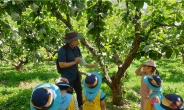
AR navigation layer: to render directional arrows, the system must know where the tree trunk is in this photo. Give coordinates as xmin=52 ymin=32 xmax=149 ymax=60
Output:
xmin=12 ymin=63 xmax=23 ymax=71
xmin=105 ymin=76 xmax=123 ymax=105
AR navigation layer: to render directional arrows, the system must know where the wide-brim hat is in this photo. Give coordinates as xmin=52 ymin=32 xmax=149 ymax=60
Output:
xmin=64 ymin=31 xmax=83 ymax=43
xmin=83 ymin=71 xmax=102 ymax=93
xmin=143 ymin=60 xmax=156 ymax=67
xmin=154 ymin=94 xmax=184 ymax=110
xmin=56 ymin=81 xmax=72 ymax=89
xmin=30 ymin=83 xmax=60 ymax=110
xmin=144 ymin=75 xmax=162 ymax=91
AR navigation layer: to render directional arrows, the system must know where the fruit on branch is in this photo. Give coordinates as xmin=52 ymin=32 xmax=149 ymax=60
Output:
xmin=0 ymin=32 xmax=5 ymax=39
xmin=31 ymin=3 xmax=39 ymax=11
xmin=70 ymin=6 xmax=79 ymax=14
xmin=20 ymin=31 xmax=26 ymax=37
xmin=142 ymin=20 xmax=151 ymax=29
xmin=11 ymin=12 xmax=20 ymax=21
xmin=87 ymin=22 xmax=94 ymax=29
xmin=0 ymin=40 xmax=3 ymax=46
xmin=99 ymin=13 xmax=106 ymax=18
xmin=15 ymin=0 xmax=23 ymax=5
xmin=77 ymin=3 xmax=85 ymax=10
xmin=39 ymin=28 xmax=46 ymax=34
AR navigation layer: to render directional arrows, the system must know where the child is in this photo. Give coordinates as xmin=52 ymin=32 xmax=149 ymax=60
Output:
xmin=144 ymin=74 xmax=163 ymax=110
xmin=135 ymin=60 xmax=159 ymax=110
xmin=82 ymin=71 xmax=106 ymax=110
xmin=154 ymin=94 xmax=184 ymax=110
xmin=30 ymin=83 xmax=61 ymax=110
xmin=55 ymin=77 xmax=79 ymax=110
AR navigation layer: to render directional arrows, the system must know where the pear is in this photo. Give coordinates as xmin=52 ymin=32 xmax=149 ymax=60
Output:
xmin=65 ymin=0 xmax=69 ymax=3
xmin=99 ymin=13 xmax=106 ymax=18
xmin=12 ymin=1 xmax=15 ymax=5
xmin=31 ymin=3 xmax=39 ymax=11
xmin=142 ymin=20 xmax=151 ymax=29
xmin=34 ymin=57 xmax=38 ymax=63
xmin=37 ymin=51 xmax=42 ymax=57
xmin=20 ymin=31 xmax=26 ymax=37
xmin=15 ymin=0 xmax=23 ymax=5
xmin=39 ymin=28 xmax=46 ymax=34
xmin=0 ymin=32 xmax=4 ymax=39
xmin=27 ymin=26 xmax=33 ymax=31
xmin=70 ymin=6 xmax=78 ymax=14
xmin=0 ymin=40 xmax=3 ymax=45
xmin=77 ymin=3 xmax=85 ymax=10
xmin=28 ymin=34 xmax=34 ymax=39
xmin=87 ymin=22 xmax=94 ymax=29
xmin=11 ymin=12 xmax=20 ymax=21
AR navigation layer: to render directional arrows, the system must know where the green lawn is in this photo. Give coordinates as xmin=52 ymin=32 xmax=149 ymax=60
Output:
xmin=0 ymin=57 xmax=183 ymax=110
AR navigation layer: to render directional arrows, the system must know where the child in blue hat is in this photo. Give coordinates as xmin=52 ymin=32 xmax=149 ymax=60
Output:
xmin=55 ymin=77 xmax=79 ymax=110
xmin=154 ymin=94 xmax=184 ymax=110
xmin=82 ymin=71 xmax=106 ymax=110
xmin=144 ymin=74 xmax=163 ymax=110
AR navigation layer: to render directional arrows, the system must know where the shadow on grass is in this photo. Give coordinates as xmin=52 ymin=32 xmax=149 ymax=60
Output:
xmin=0 ymin=89 xmax=31 ymax=110
xmin=0 ymin=63 xmax=60 ymax=88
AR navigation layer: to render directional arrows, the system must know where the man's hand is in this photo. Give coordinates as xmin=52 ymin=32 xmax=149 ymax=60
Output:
xmin=86 ymin=64 xmax=96 ymax=68
xmin=74 ymin=57 xmax=80 ymax=64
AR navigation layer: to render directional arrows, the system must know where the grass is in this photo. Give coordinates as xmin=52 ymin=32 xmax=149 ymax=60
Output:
xmin=0 ymin=57 xmax=184 ymax=110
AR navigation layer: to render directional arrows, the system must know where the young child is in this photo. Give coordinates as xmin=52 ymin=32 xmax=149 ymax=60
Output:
xmin=135 ymin=60 xmax=159 ymax=110
xmin=154 ymin=94 xmax=184 ymax=110
xmin=144 ymin=74 xmax=163 ymax=110
xmin=82 ymin=71 xmax=106 ymax=110
xmin=55 ymin=77 xmax=79 ymax=110
xmin=30 ymin=83 xmax=61 ymax=110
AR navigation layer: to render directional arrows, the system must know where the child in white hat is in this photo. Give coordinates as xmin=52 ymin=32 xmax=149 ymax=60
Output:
xmin=55 ymin=77 xmax=79 ymax=110
xmin=135 ymin=60 xmax=159 ymax=110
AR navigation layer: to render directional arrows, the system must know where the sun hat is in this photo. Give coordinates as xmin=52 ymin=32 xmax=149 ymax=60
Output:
xmin=55 ymin=77 xmax=72 ymax=90
xmin=154 ymin=94 xmax=184 ymax=110
xmin=83 ymin=71 xmax=102 ymax=93
xmin=30 ymin=83 xmax=60 ymax=110
xmin=143 ymin=60 xmax=156 ymax=67
xmin=64 ymin=31 xmax=83 ymax=43
xmin=144 ymin=75 xmax=162 ymax=91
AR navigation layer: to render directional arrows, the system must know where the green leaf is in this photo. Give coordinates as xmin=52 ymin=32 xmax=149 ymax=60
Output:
xmin=166 ymin=50 xmax=173 ymax=58
xmin=134 ymin=53 xmax=141 ymax=60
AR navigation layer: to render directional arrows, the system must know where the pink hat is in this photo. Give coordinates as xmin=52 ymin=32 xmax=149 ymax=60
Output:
xmin=143 ymin=60 xmax=156 ymax=67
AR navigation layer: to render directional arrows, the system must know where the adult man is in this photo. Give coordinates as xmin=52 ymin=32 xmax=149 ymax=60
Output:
xmin=57 ymin=31 xmax=95 ymax=110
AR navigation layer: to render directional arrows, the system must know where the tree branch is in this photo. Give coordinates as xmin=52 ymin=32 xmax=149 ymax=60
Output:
xmin=113 ymin=54 xmax=123 ymax=66
xmin=115 ymin=7 xmax=142 ymax=81
xmin=80 ymin=38 xmax=112 ymax=83
xmin=66 ymin=13 xmax=70 ymax=25
xmin=147 ymin=22 xmax=177 ymax=38
xmin=54 ymin=11 xmax=72 ymax=30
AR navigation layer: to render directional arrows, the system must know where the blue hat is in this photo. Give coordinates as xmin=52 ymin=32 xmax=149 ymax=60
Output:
xmin=154 ymin=94 xmax=184 ymax=110
xmin=144 ymin=75 xmax=162 ymax=91
xmin=30 ymin=83 xmax=60 ymax=110
xmin=83 ymin=71 xmax=102 ymax=92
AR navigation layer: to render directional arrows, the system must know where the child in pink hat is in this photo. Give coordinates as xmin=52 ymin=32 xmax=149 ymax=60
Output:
xmin=135 ymin=60 xmax=159 ymax=110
